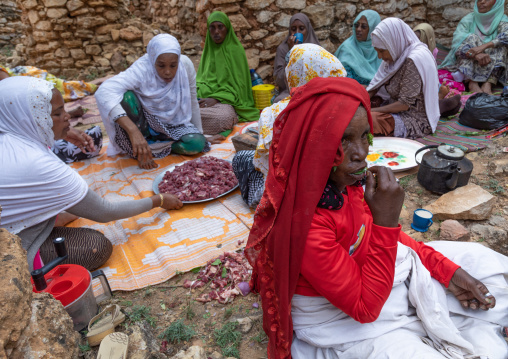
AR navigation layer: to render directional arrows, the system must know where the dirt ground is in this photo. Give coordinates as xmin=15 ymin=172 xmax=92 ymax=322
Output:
xmin=79 ymin=134 xmax=508 ymax=358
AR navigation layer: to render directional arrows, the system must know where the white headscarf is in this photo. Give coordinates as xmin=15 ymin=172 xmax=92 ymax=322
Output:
xmin=367 ymin=18 xmax=440 ymax=132
xmin=96 ymin=34 xmax=191 ymax=155
xmin=0 ymin=77 xmax=89 ymax=234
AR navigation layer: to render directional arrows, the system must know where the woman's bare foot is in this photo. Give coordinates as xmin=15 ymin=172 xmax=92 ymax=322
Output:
xmin=480 ymin=82 xmax=493 ymax=95
xmin=139 ymin=159 xmax=158 ymax=170
xmin=439 ymin=94 xmax=462 ymax=117
xmin=55 ymin=212 xmax=79 ymax=226
xmin=204 ymin=134 xmax=226 ymax=144
xmin=438 ymin=84 xmax=450 ymax=100
xmin=68 ymin=106 xmax=85 ymax=118
xmin=468 ymin=81 xmax=482 ymax=93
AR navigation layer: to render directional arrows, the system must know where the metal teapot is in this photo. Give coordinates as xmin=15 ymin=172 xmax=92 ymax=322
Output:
xmin=415 ymin=144 xmax=473 ymax=194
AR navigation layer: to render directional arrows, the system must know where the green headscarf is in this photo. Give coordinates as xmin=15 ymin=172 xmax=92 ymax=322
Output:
xmin=334 ymin=10 xmax=382 ymax=83
xmin=196 ymin=12 xmax=259 ymax=122
xmin=439 ymin=0 xmax=508 ymax=69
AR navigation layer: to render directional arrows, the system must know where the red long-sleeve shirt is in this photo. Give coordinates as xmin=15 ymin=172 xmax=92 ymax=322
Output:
xmin=296 ymin=185 xmax=459 ymax=323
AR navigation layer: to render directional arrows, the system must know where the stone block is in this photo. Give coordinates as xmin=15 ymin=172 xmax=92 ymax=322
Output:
xmin=275 ymin=13 xmax=291 ymax=28
xmin=61 ymin=58 xmax=75 ymax=67
xmin=60 ymin=32 xmax=73 ymax=39
xmin=66 ymin=0 xmax=85 ymax=11
xmin=75 ymin=59 xmax=92 ymax=68
xmin=76 ymin=16 xmax=107 ymax=29
xmin=229 ymin=14 xmax=251 ymax=30
xmin=103 ymin=9 xmax=120 ymax=21
xmin=262 ymin=31 xmax=287 ymax=49
xmin=55 ymin=47 xmax=70 ymax=57
xmin=246 ymin=48 xmax=260 ymax=69
xmin=96 ymin=24 xmax=121 ymax=35
xmin=46 ymin=8 xmax=68 ymax=18
xmin=93 ymin=56 xmax=110 ymax=67
xmin=96 ymin=34 xmax=112 ymax=42
xmin=244 ymin=0 xmax=274 ymax=10
xmin=315 ymin=29 xmax=330 ymax=41
xmin=27 ymin=10 xmax=38 ymax=25
xmin=85 ymin=44 xmax=102 ymax=55
xmin=442 ymin=7 xmax=471 ymax=21
xmin=70 ymin=8 xmax=89 ymax=16
xmin=35 ymin=21 xmax=52 ymax=31
xmin=424 ymin=184 xmax=496 ymax=221
xmin=35 ymin=43 xmax=50 ymax=52
xmin=22 ymin=0 xmax=38 ymax=9
xmin=257 ymin=10 xmax=277 ymax=23
xmin=489 ymin=158 xmax=508 ymax=176
xmin=70 ymin=48 xmax=86 ymax=59
xmin=251 ymin=29 xmax=269 ymax=40
xmin=303 ymin=3 xmax=335 ymax=28
xmin=439 ymin=220 xmax=470 ymax=241
xmin=196 ymin=0 xmax=209 ymax=13
xmin=335 ymin=3 xmax=357 ymax=20
xmin=64 ymin=39 xmax=83 ymax=48
xmin=120 ymin=26 xmax=143 ymax=41
xmin=257 ymin=64 xmax=272 ymax=80
xmin=232 ymin=133 xmax=258 ymax=152
xmin=42 ymin=0 xmax=66 ymax=7
xmin=275 ymin=0 xmax=306 ymax=10
xmin=111 ymin=29 xmax=120 ymax=41
xmin=259 ymin=49 xmax=276 ymax=60
xmin=210 ymin=0 xmax=237 ymax=4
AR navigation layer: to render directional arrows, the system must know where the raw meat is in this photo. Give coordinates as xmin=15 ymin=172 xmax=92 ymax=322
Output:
xmin=158 ymin=156 xmax=238 ymax=202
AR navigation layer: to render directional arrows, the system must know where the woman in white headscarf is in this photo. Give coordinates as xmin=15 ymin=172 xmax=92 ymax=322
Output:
xmin=96 ymin=34 xmax=208 ymax=169
xmin=367 ymin=18 xmax=441 ymax=139
xmin=0 ymin=77 xmax=183 ymax=272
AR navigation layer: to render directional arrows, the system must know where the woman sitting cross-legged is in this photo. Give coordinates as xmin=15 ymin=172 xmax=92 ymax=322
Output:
xmin=96 ymin=34 xmax=208 ymax=169
xmin=196 ymin=11 xmax=259 ymax=136
xmin=0 ymin=77 xmax=183 ymax=272
xmin=334 ymin=10 xmax=382 ymax=87
xmin=439 ymin=0 xmax=508 ymax=94
xmin=246 ymin=76 xmax=507 ymax=359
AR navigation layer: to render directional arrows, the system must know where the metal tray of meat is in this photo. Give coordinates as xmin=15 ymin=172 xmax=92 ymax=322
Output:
xmin=152 ymin=158 xmax=239 ymax=204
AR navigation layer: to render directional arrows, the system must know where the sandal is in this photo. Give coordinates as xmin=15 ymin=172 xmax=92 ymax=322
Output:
xmin=86 ymin=304 xmax=126 ymax=346
xmin=97 ymin=332 xmax=129 ymax=359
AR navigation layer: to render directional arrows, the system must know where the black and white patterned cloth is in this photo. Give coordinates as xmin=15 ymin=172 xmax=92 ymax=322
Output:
xmin=52 ymin=125 xmax=103 ymax=164
xmin=114 ymin=108 xmax=210 ymax=158
xmin=232 ymin=150 xmax=265 ymax=208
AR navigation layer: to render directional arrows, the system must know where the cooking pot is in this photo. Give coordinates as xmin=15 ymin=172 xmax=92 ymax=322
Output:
xmin=415 ymin=144 xmax=473 ymax=194
xmin=31 ymin=238 xmax=112 ymax=331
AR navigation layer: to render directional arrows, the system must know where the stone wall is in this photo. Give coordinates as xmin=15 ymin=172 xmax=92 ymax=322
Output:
xmin=10 ymin=0 xmax=508 ymax=81
xmin=0 ymin=0 xmax=23 ymax=47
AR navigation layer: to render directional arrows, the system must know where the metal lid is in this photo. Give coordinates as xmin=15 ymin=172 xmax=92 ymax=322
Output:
xmin=436 ymin=144 xmax=465 ymax=161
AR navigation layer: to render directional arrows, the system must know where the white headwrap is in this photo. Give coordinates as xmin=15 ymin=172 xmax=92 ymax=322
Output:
xmin=96 ymin=34 xmax=191 ymax=155
xmin=367 ymin=18 xmax=440 ymax=132
xmin=0 ymin=77 xmax=89 ymax=234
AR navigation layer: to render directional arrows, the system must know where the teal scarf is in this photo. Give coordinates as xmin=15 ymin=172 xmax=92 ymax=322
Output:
xmin=334 ymin=10 xmax=382 ymax=83
xmin=440 ymin=0 xmax=508 ymax=69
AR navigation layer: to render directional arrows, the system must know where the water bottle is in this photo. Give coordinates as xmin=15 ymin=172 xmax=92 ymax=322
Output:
xmin=250 ymin=69 xmax=264 ymax=87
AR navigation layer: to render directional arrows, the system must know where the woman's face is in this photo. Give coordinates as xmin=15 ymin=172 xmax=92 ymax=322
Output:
xmin=329 ymin=106 xmax=371 ymax=191
xmin=209 ymin=21 xmax=228 ymax=44
xmin=50 ymin=89 xmax=71 ymax=140
xmin=290 ymin=19 xmax=307 ymax=40
xmin=155 ymin=53 xmax=179 ymax=83
xmin=477 ymin=0 xmax=496 ymax=13
xmin=355 ymin=16 xmax=369 ymax=42
xmin=374 ymin=47 xmax=394 ymax=63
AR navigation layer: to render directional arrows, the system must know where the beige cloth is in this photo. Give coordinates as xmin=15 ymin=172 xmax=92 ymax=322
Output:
xmin=200 ymin=103 xmax=238 ymax=135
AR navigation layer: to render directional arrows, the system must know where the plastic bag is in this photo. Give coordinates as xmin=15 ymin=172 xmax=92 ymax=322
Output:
xmin=459 ymin=93 xmax=508 ymax=130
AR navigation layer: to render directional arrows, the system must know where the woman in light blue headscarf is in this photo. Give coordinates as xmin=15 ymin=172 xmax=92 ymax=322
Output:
xmin=439 ymin=0 xmax=508 ymax=94
xmin=334 ymin=10 xmax=382 ymax=86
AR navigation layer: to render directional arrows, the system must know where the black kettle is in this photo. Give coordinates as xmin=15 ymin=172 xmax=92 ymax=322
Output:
xmin=415 ymin=144 xmax=473 ymax=194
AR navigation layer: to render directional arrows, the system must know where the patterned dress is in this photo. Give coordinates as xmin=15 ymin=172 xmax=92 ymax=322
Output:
xmin=343 ymin=64 xmax=371 ymax=86
xmin=385 ymin=58 xmax=432 ymax=139
xmin=454 ymin=22 xmax=508 ymax=85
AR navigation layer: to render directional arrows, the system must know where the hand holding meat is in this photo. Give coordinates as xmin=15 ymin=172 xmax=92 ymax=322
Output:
xmin=364 ymin=166 xmax=404 ymax=228
xmin=448 ymin=268 xmax=496 ymax=310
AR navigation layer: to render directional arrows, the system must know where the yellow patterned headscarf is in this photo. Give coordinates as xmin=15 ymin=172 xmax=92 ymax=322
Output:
xmin=285 ymin=43 xmax=346 ymax=93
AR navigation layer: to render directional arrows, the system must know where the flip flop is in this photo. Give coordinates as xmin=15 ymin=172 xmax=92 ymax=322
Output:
xmin=97 ymin=332 xmax=129 ymax=359
xmin=86 ymin=304 xmax=126 ymax=346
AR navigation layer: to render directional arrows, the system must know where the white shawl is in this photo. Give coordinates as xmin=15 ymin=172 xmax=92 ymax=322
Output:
xmin=96 ymin=34 xmax=192 ymax=155
xmin=0 ymin=77 xmax=88 ymax=234
xmin=367 ymin=18 xmax=441 ymax=132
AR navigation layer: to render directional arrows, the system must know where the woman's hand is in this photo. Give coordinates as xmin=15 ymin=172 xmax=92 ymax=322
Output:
xmin=466 ymin=45 xmax=486 ymax=59
xmin=64 ymin=128 xmax=96 ymax=153
xmin=199 ymin=98 xmax=219 ymax=108
xmin=287 ymin=35 xmax=296 ymax=50
xmin=448 ymin=268 xmax=496 ymax=311
xmin=128 ymin=128 xmax=157 ymax=169
xmin=364 ymin=166 xmax=404 ymax=228
xmin=474 ymin=53 xmax=491 ymax=67
xmin=152 ymin=194 xmax=183 ymax=210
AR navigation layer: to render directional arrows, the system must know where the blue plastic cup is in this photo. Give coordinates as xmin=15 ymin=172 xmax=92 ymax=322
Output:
xmin=411 ymin=209 xmax=433 ymax=232
xmin=294 ymin=32 xmax=303 ymax=44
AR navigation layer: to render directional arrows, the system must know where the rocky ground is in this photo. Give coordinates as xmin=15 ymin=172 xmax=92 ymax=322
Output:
xmin=74 ymin=135 xmax=508 ymax=359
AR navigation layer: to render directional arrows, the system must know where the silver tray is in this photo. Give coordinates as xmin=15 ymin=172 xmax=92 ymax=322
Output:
xmin=152 ymin=159 xmax=239 ymax=204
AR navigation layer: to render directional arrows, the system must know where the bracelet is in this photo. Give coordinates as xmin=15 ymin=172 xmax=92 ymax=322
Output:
xmin=159 ymin=193 xmax=164 ymax=207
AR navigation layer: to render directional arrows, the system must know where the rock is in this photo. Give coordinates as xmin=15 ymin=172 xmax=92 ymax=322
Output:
xmin=42 ymin=0 xmax=66 ymax=7
xmin=120 ymin=26 xmax=143 ymax=41
xmin=27 ymin=10 xmax=39 ymax=25
xmin=488 ymin=215 xmax=506 ymax=228
xmin=70 ymin=48 xmax=86 ymax=59
xmin=442 ymin=7 xmax=471 ymax=21
xmin=245 ymin=48 xmax=260 ymax=69
xmin=303 ymin=3 xmax=335 ymax=28
xmin=110 ymin=51 xmax=126 ymax=73
xmin=262 ymin=31 xmax=287 ymax=49
xmin=125 ymin=322 xmax=167 ymax=359
xmin=489 ymin=158 xmax=508 ymax=176
xmin=439 ymin=220 xmax=470 ymax=241
xmin=196 ymin=0 xmax=209 ymax=13
xmin=256 ymin=10 xmax=277 ymax=23
xmin=46 ymin=8 xmax=68 ymax=18
xmin=233 ymin=317 xmax=254 ymax=333
xmin=251 ymin=29 xmax=269 ymax=40
xmin=259 ymin=49 xmax=276 ymax=60
xmin=169 ymin=345 xmax=206 ymax=359
xmin=143 ymin=31 xmax=155 ymax=47
xmin=470 ymin=224 xmax=508 ymax=254
xmin=66 ymin=0 xmax=84 ymax=12
xmin=229 ymin=14 xmax=251 ymax=30
xmin=0 ymin=229 xmax=33 ymax=357
xmin=22 ymin=0 xmax=38 ymax=9
xmin=256 ymin=64 xmax=272 ymax=80
xmin=76 ymin=16 xmax=107 ymax=29
xmin=330 ymin=22 xmax=350 ymax=43
xmin=424 ymin=184 xmax=496 ymax=221
xmin=111 ymin=29 xmax=120 ymax=42
xmin=85 ymin=44 xmax=102 ymax=55
xmin=275 ymin=0 xmax=306 ymax=10
xmin=245 ymin=0 xmax=274 ymax=10
xmin=210 ymin=0 xmax=237 ymax=4
xmin=11 ymin=292 xmax=80 ymax=358
xmin=94 ymin=56 xmax=110 ymax=67
xmin=35 ymin=21 xmax=52 ymax=31
xmin=335 ymin=3 xmax=357 ymax=20
xmin=275 ymin=13 xmax=292 ymax=28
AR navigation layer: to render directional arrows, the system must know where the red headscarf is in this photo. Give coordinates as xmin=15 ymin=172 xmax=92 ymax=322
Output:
xmin=245 ymin=77 xmax=373 ymax=359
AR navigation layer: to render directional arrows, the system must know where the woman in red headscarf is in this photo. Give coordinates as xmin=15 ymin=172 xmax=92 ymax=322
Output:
xmin=246 ymin=77 xmax=505 ymax=359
